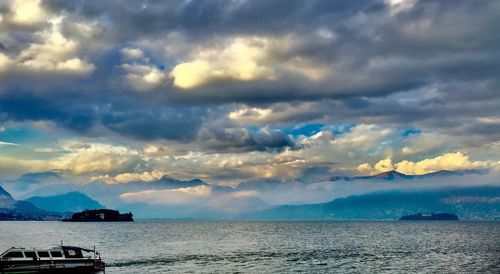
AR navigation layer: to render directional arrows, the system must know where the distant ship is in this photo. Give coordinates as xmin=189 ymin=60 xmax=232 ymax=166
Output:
xmin=62 ymin=209 xmax=134 ymax=222
xmin=400 ymin=213 xmax=459 ymax=221
xmin=0 ymin=245 xmax=105 ymax=273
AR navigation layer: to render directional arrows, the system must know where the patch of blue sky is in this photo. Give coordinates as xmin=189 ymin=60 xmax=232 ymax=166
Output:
xmin=247 ymin=125 xmax=262 ymax=133
xmin=327 ymin=123 xmax=356 ymax=137
xmin=361 ymin=139 xmax=394 ymax=156
xmin=0 ymin=125 xmax=67 ymax=159
xmin=0 ymin=126 xmax=55 ymax=145
xmin=401 ymin=128 xmax=422 ymax=137
xmin=284 ymin=123 xmax=324 ymax=137
xmin=283 ymin=123 xmax=356 ymax=138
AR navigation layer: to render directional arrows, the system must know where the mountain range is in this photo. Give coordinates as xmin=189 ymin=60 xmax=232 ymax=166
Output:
xmin=26 ymin=192 xmax=104 ymax=213
xmin=1 ymin=169 xmax=499 ymax=220
xmin=328 ymin=169 xmax=484 ymax=182
xmin=0 ymin=185 xmax=61 ymax=220
xmin=235 ymin=170 xmax=485 ymax=194
xmin=1 ymin=185 xmax=105 ymax=220
xmin=239 ymin=186 xmax=500 ymax=220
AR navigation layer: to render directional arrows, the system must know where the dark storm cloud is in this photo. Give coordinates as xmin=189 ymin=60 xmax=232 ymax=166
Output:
xmin=153 ymin=0 xmax=499 ymax=104
xmin=0 ymin=88 xmax=206 ymax=141
xmin=101 ymin=105 xmax=206 ymax=141
xmin=0 ymin=91 xmax=96 ymax=132
xmin=42 ymin=0 xmax=373 ymax=40
xmin=198 ymin=126 xmax=296 ymax=153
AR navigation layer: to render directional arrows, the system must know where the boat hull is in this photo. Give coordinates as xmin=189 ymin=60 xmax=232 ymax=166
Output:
xmin=0 ymin=259 xmax=104 ymax=273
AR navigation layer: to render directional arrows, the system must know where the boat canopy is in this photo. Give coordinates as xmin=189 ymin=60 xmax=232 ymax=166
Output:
xmin=61 ymin=246 xmax=95 ymax=253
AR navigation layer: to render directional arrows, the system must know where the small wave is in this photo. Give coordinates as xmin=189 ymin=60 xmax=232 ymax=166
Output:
xmin=108 ymin=248 xmax=389 ymax=267
xmin=108 ymin=254 xmax=228 ymax=267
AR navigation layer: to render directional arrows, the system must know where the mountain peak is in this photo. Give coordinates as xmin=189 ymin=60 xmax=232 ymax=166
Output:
xmin=155 ymin=176 xmax=206 ymax=189
xmin=0 ymin=185 xmax=13 ymax=199
xmin=373 ymin=170 xmax=414 ymax=180
xmin=1 ymin=186 xmax=59 ymax=220
xmin=159 ymin=175 xmax=179 ymax=182
xmin=0 ymin=185 xmax=15 ymax=208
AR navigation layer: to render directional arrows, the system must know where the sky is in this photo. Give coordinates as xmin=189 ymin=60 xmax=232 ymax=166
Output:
xmin=0 ymin=0 xmax=499 ymax=212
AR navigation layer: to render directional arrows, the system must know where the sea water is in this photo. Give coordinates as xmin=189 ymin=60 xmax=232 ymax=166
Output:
xmin=0 ymin=221 xmax=499 ymax=273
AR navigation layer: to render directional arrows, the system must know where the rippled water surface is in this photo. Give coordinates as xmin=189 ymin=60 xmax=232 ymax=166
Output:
xmin=0 ymin=221 xmax=499 ymax=273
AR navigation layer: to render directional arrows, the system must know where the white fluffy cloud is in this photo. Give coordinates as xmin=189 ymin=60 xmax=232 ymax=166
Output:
xmin=121 ymin=48 xmax=145 ymax=60
xmin=122 ymin=63 xmax=167 ymax=91
xmin=52 ymin=142 xmax=143 ymax=175
xmin=395 ymin=152 xmax=498 ymax=175
xmin=7 ymin=0 xmax=46 ymax=26
xmin=170 ymin=36 xmax=276 ymax=89
xmin=120 ymin=185 xmax=212 ymax=205
xmin=357 ymin=152 xmax=499 ymax=175
xmin=330 ymin=124 xmax=393 ymax=150
xmin=228 ymin=107 xmax=273 ymax=123
xmin=385 ymin=0 xmax=417 ymax=15
xmin=0 ymin=140 xmax=18 ymax=146
xmin=91 ymin=169 xmax=167 ymax=184
xmin=169 ymin=35 xmax=330 ymax=89
xmin=121 ymin=48 xmax=167 ymax=91
xmin=0 ymin=16 xmax=95 ymax=76
xmin=0 ymin=54 xmax=12 ymax=72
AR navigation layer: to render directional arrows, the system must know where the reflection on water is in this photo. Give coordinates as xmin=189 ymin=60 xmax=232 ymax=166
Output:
xmin=1 ymin=221 xmax=499 ymax=273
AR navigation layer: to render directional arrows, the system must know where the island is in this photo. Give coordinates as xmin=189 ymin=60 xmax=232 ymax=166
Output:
xmin=399 ymin=213 xmax=459 ymax=221
xmin=62 ymin=209 xmax=134 ymax=222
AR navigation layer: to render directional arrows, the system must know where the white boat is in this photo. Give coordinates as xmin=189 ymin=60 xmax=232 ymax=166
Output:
xmin=0 ymin=245 xmax=105 ymax=273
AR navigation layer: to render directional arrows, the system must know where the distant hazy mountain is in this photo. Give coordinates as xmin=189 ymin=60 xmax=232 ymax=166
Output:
xmin=329 ymin=170 xmax=413 ymax=181
xmin=329 ymin=169 xmax=484 ymax=182
xmin=236 ymin=178 xmax=307 ymax=192
xmin=0 ymin=185 xmax=61 ymax=220
xmin=121 ymin=191 xmax=270 ymax=219
xmin=10 ymin=171 xmax=495 ymax=220
xmin=236 ymin=170 xmax=483 ymax=193
xmin=148 ymin=176 xmax=207 ymax=189
xmin=17 ymin=176 xmax=210 ymax=208
xmin=239 ymin=186 xmax=500 ymax=220
xmin=199 ymin=195 xmax=270 ymax=218
xmin=26 ymin=192 xmax=104 ymax=213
